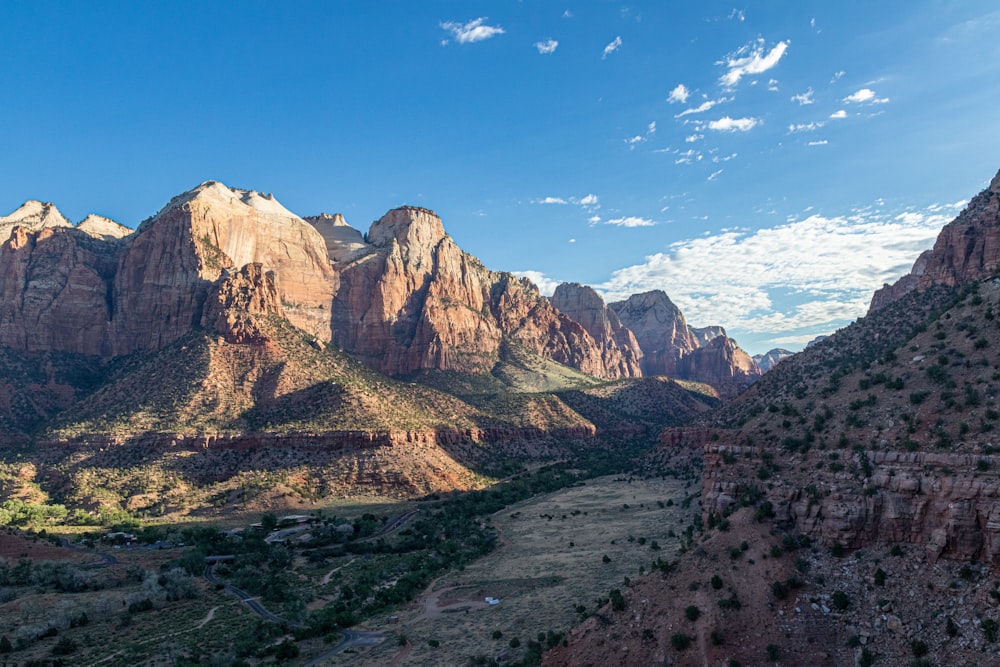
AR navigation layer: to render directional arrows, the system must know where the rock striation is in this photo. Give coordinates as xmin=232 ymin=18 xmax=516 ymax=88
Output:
xmin=548 ymin=283 xmax=643 ymax=378
xmin=869 ymin=169 xmax=1000 ymax=312
xmin=201 ymin=263 xmax=283 ymax=346
xmin=676 ymin=334 xmax=760 ymax=398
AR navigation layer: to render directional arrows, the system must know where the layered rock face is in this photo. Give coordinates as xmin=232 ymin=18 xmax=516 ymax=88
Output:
xmin=549 ymin=283 xmax=642 ymax=378
xmin=676 ymin=335 xmax=760 ymax=398
xmin=704 ymin=445 xmax=1000 ymax=564
xmin=608 ymin=289 xmax=760 ymax=394
xmin=0 ymin=226 xmax=119 ymax=356
xmin=609 ymin=290 xmax=698 ymax=377
xmin=201 ymin=263 xmax=283 ymax=346
xmin=869 ymin=169 xmax=1000 ymax=312
xmin=112 ymin=182 xmax=335 ymax=356
xmin=330 ymin=207 xmax=623 ymax=378
xmin=304 ymin=212 xmax=369 ymax=264
xmin=0 ymin=200 xmax=73 ymax=240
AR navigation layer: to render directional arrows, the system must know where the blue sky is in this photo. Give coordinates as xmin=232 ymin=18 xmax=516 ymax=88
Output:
xmin=2 ymin=2 xmax=999 ymax=355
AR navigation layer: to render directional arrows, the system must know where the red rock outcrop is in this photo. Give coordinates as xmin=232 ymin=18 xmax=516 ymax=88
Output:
xmin=703 ymin=444 xmax=1000 ymax=564
xmin=676 ymin=335 xmax=761 ymax=399
xmin=0 ymin=226 xmax=118 ymax=356
xmin=331 ymin=206 xmax=625 ymax=378
xmin=112 ymin=181 xmax=335 ymax=356
xmin=869 ymin=169 xmax=1000 ymax=312
xmin=201 ymin=263 xmax=284 ymax=346
xmin=549 ymin=283 xmax=643 ymax=378
xmin=609 ymin=290 xmax=699 ymax=377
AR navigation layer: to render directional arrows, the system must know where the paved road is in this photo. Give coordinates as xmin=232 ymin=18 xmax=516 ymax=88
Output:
xmin=57 ymin=537 xmax=118 ymax=565
xmin=302 ymin=629 xmax=384 ymax=666
xmin=367 ymin=509 xmax=419 ymax=540
xmin=203 ymin=563 xmax=307 ymax=628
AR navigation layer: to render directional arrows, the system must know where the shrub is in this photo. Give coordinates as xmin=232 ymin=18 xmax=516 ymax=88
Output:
xmin=766 ymin=644 xmax=780 ymax=660
xmin=491 ymin=630 xmax=503 ymax=640
xmin=671 ymin=633 xmax=691 ymax=650
xmin=771 ymin=581 xmax=789 ymax=600
xmin=874 ymin=568 xmax=886 ymax=586
xmin=685 ymin=605 xmax=700 ymax=621
xmin=910 ymin=639 xmax=928 ymax=657
xmin=983 ymin=618 xmax=998 ymax=643
xmin=832 ymin=590 xmax=850 ymax=610
xmin=711 ymin=575 xmax=723 ymax=590
xmin=609 ymin=589 xmax=626 ymax=612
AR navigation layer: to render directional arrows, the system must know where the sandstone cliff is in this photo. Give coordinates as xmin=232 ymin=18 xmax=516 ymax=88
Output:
xmin=609 ymin=290 xmax=698 ymax=377
xmin=0 ymin=226 xmax=119 ymax=356
xmin=548 ymin=282 xmax=643 ymax=378
xmin=0 ymin=200 xmax=73 ymax=241
xmin=869 ymin=169 xmax=1000 ymax=312
xmin=330 ymin=206 xmax=626 ymax=379
xmin=608 ymin=289 xmax=760 ymax=395
xmin=111 ymin=181 xmax=336 ymax=356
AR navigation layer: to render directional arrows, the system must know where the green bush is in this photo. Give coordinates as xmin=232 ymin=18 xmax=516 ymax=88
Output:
xmin=671 ymin=633 xmax=691 ymax=650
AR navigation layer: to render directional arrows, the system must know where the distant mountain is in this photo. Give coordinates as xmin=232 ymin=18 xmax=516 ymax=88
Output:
xmin=752 ymin=347 xmax=794 ymax=372
xmin=608 ymin=290 xmax=761 ymax=397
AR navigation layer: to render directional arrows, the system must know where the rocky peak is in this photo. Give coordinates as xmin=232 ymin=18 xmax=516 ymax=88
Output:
xmin=1 ymin=200 xmax=72 ymax=241
xmin=610 ymin=290 xmax=698 ymax=377
xmin=304 ymin=212 xmax=369 ymax=264
xmin=677 ymin=335 xmax=761 ymax=399
xmin=753 ymin=347 xmax=794 ymax=373
xmin=549 ymin=283 xmax=642 ymax=378
xmin=691 ymin=325 xmax=727 ymax=346
xmin=367 ymin=206 xmax=446 ymax=260
xmin=76 ymin=214 xmax=133 ymax=241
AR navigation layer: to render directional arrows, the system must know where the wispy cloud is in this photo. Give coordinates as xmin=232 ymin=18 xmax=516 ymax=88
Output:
xmin=624 ymin=121 xmax=657 ymax=149
xmin=685 ymin=133 xmax=704 ymax=143
xmin=708 ymin=169 xmax=724 ymax=181
xmin=535 ymin=39 xmax=559 ymax=54
xmin=667 ymin=84 xmax=690 ymax=104
xmin=808 ymin=140 xmax=829 ymax=146
xmin=596 ymin=201 xmax=963 ymax=342
xmin=602 ymin=36 xmax=622 ymax=59
xmin=844 ymin=88 xmax=889 ymax=104
xmin=789 ymin=121 xmax=824 ymax=133
xmin=440 ymin=18 xmax=505 ymax=44
xmin=674 ymin=97 xmax=729 ymax=118
xmin=791 ymin=88 xmax=814 ymax=105
xmin=719 ymin=38 xmax=790 ymax=88
xmin=829 ymin=109 xmax=847 ymax=119
xmin=535 ymin=196 xmax=568 ymax=205
xmin=728 ymin=8 xmax=746 ymax=22
xmin=577 ymin=194 xmax=599 ymax=208
xmin=605 ymin=216 xmax=656 ymax=227
xmin=706 ymin=116 xmax=759 ymax=132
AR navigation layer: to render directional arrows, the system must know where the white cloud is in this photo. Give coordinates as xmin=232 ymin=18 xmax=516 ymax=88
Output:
xmin=831 ymin=70 xmax=845 ymax=82
xmin=844 ymin=88 xmax=889 ymax=104
xmin=535 ymin=39 xmax=559 ymax=54
xmin=513 ymin=270 xmax=560 ymax=296
xmin=685 ymin=133 xmax=704 ymax=143
xmin=706 ymin=116 xmax=759 ymax=132
xmin=588 ymin=215 xmax=601 ymax=225
xmin=807 ymin=140 xmax=829 ymax=146
xmin=535 ymin=196 xmax=568 ymax=205
xmin=674 ymin=97 xmax=729 ymax=118
xmin=562 ymin=10 xmax=573 ymax=19
xmin=708 ymin=169 xmax=724 ymax=181
xmin=602 ymin=36 xmax=622 ymax=59
xmin=728 ymin=8 xmax=746 ymax=22
xmin=667 ymin=84 xmax=690 ymax=104
xmin=791 ymin=88 xmax=814 ymax=105
xmin=719 ymin=38 xmax=790 ymax=88
xmin=788 ymin=121 xmax=823 ymax=133
xmin=768 ymin=78 xmax=779 ymax=91
xmin=625 ymin=135 xmax=645 ymax=148
xmin=596 ymin=201 xmax=963 ymax=343
xmin=578 ymin=194 xmax=599 ymax=207
xmin=440 ymin=18 xmax=505 ymax=44
xmin=648 ymin=121 xmax=657 ymax=134
xmin=568 ymin=238 xmax=576 ymax=243
xmin=829 ymin=109 xmax=847 ymax=119
xmin=605 ymin=216 xmax=657 ymax=227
